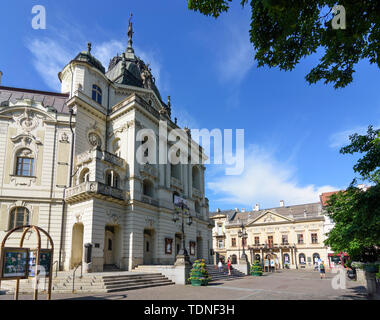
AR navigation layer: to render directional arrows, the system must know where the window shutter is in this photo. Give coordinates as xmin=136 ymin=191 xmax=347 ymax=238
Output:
xmin=31 ymin=206 xmax=39 ymax=225
xmin=0 ymin=205 xmax=8 ymax=231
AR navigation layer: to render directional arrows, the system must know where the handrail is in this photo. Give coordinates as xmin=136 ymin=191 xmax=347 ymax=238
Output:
xmin=52 ymin=261 xmax=59 ymax=278
xmin=72 ymin=262 xmax=83 ymax=293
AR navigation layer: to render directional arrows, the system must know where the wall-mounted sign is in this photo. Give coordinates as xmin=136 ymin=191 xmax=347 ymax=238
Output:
xmin=0 ymin=248 xmax=29 ymax=280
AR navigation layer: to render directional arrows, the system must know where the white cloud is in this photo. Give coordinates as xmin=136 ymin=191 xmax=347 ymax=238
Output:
xmin=26 ymin=36 xmax=165 ymax=93
xmin=329 ymin=125 xmax=379 ymax=149
xmin=207 ymin=144 xmax=338 ymax=209
xmin=26 ymin=38 xmax=74 ymax=90
xmin=216 ymin=23 xmax=255 ymax=84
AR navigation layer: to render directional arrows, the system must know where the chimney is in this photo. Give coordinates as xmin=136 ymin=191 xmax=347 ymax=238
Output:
xmin=280 ymin=200 xmax=285 ymax=207
xmin=241 ymin=208 xmax=245 ymax=212
xmin=0 ymin=71 xmax=2 ymax=85
xmin=254 ymin=203 xmax=260 ymax=211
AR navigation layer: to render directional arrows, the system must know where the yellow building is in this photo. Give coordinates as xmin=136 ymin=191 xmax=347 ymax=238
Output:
xmin=211 ymin=201 xmax=330 ymax=270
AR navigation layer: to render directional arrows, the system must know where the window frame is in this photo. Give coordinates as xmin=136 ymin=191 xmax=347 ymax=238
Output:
xmin=15 ymin=154 xmax=35 ymax=177
xmin=297 ymin=233 xmax=304 ymax=244
xmin=311 ymin=233 xmax=318 ymax=244
xmin=92 ymin=84 xmax=102 ymax=104
xmin=9 ymin=207 xmax=30 ymax=230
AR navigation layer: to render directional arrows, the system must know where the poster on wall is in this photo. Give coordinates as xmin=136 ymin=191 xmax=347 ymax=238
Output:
xmin=165 ymin=238 xmax=173 ymax=254
xmin=0 ymin=248 xmax=29 ymax=279
xmin=28 ymin=249 xmax=52 ymax=277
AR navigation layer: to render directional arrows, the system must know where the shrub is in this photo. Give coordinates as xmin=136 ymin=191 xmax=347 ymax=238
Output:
xmin=188 ymin=259 xmax=211 ymax=283
xmin=250 ymin=260 xmax=263 ymax=275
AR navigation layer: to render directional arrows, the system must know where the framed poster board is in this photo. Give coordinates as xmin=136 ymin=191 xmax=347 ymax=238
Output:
xmin=28 ymin=249 xmax=53 ymax=277
xmin=189 ymin=241 xmax=195 ymax=255
xmin=0 ymin=247 xmax=29 ymax=280
xmin=165 ymin=238 xmax=173 ymax=255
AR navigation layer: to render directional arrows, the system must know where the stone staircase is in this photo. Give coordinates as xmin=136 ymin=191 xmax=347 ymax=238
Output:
xmin=206 ymin=265 xmax=246 ymax=282
xmin=0 ymin=271 xmax=174 ymax=294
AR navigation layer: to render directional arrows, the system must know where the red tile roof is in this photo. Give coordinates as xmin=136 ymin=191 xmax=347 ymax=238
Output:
xmin=320 ymin=191 xmax=340 ymax=207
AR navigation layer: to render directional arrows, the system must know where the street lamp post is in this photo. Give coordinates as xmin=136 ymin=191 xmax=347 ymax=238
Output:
xmin=173 ymin=196 xmax=192 ymax=262
xmin=237 ymin=220 xmax=248 ymax=262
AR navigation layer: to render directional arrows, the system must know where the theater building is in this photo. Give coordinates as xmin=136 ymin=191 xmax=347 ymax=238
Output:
xmin=210 ymin=200 xmax=332 ymax=269
xmin=0 ymin=21 xmax=212 ymax=272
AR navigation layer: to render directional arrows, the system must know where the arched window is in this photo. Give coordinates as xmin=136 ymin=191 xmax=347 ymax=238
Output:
xmin=105 ymin=170 xmax=120 ymax=188
xmin=231 ymin=254 xmax=237 ymax=264
xmin=15 ymin=148 xmax=34 ymax=176
xmin=194 ymin=201 xmax=200 ymax=214
xmin=255 ymin=254 xmax=261 ymax=262
xmin=313 ymin=253 xmax=320 ymax=264
xmin=92 ymin=84 xmax=102 ymax=104
xmin=143 ymin=179 xmax=154 ymax=197
xmin=192 ymin=166 xmax=200 ymax=190
xmin=79 ymin=168 xmax=90 ymax=183
xmin=9 ymin=207 xmax=29 ymax=230
xmin=283 ymin=253 xmax=290 ymax=264
xmin=299 ymin=253 xmax=306 ymax=265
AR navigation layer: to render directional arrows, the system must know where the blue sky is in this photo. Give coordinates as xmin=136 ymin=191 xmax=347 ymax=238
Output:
xmin=1 ymin=0 xmax=379 ymax=211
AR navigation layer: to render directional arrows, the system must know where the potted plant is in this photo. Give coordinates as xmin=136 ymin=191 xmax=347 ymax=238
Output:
xmin=250 ymin=260 xmax=263 ymax=276
xmin=188 ymin=259 xmax=211 ymax=286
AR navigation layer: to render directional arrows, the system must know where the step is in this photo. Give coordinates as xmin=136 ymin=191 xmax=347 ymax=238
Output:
xmin=105 ymin=281 xmax=174 ymax=293
xmin=103 ymin=277 xmax=167 ymax=286
xmin=104 ymin=279 xmax=172 ymax=290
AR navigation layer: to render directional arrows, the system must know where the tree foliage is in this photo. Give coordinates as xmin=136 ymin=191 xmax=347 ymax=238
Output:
xmin=324 ymin=126 xmax=380 ymax=262
xmin=187 ymin=0 xmax=380 ymax=88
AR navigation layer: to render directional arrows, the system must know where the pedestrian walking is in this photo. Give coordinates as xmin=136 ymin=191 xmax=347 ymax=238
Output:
xmin=218 ymin=259 xmax=223 ymax=273
xmin=227 ymin=257 xmax=231 ymax=276
xmin=319 ymin=261 xmax=326 ymax=279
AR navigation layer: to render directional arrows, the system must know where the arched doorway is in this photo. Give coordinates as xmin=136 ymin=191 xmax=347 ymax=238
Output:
xmin=313 ymin=253 xmax=320 ymax=264
xmin=71 ymin=223 xmax=84 ymax=269
xmin=231 ymin=254 xmax=237 ymax=264
xmin=143 ymin=229 xmax=154 ymax=264
xmin=255 ymin=254 xmax=261 ymax=262
xmin=104 ymin=225 xmax=122 ymax=268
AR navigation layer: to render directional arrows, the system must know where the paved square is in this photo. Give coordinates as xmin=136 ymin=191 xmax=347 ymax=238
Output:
xmin=1 ymin=269 xmax=378 ymax=300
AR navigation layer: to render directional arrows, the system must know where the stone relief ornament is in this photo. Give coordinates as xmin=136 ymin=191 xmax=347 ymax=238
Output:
xmin=60 ymin=132 xmax=69 ymax=143
xmin=106 ymin=211 xmax=120 ymax=225
xmin=88 ymin=132 xmax=101 ymax=147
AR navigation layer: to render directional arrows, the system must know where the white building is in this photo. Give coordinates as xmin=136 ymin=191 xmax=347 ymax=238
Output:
xmin=0 ymin=20 xmax=213 ymax=273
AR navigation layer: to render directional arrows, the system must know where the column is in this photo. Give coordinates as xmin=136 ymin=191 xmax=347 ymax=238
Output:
xmin=280 ymin=248 xmax=283 ymax=269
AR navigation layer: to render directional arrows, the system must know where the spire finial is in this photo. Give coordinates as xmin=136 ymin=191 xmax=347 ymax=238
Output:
xmin=127 ymin=13 xmax=134 ymax=53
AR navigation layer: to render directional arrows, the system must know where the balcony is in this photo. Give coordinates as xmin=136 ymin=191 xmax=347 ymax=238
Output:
xmin=171 ymin=177 xmax=183 ymax=190
xmin=76 ymin=149 xmax=126 ymax=169
xmin=65 ymin=181 xmax=128 ymax=203
xmin=140 ymin=163 xmax=158 ymax=179
xmin=141 ymin=195 xmax=159 ymax=207
xmin=192 ymin=187 xmax=202 ymax=199
xmin=213 ymin=231 xmax=225 ymax=238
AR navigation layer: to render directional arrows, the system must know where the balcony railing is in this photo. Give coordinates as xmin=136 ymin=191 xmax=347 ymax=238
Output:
xmin=171 ymin=177 xmax=183 ymax=190
xmin=141 ymin=195 xmax=159 ymax=207
xmin=76 ymin=149 xmax=126 ymax=168
xmin=65 ymin=181 xmax=127 ymax=202
xmin=140 ymin=163 xmax=158 ymax=178
xmin=192 ymin=187 xmax=202 ymax=199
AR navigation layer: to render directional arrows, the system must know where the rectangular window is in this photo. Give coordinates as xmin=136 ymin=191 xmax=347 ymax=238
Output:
xmin=311 ymin=233 xmax=318 ymax=244
xmin=16 ymin=157 xmax=34 ymax=176
xmin=218 ymin=225 xmax=223 ymax=236
xmin=231 ymin=238 xmax=236 ymax=247
xmin=297 ymin=234 xmax=304 ymax=244
xmin=282 ymin=234 xmax=288 ymax=245
xmin=268 ymin=236 xmax=273 ymax=247
xmin=218 ymin=240 xmax=223 ymax=249
xmin=254 ymin=236 xmax=260 ymax=245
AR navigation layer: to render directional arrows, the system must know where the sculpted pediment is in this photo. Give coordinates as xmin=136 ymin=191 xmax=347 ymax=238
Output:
xmin=247 ymin=211 xmax=293 ymax=226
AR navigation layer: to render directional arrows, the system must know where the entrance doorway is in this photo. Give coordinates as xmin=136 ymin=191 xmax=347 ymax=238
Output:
xmin=143 ymin=229 xmax=154 ymax=265
xmin=104 ymin=226 xmax=114 ymax=265
xmin=70 ymin=223 xmax=84 ymax=269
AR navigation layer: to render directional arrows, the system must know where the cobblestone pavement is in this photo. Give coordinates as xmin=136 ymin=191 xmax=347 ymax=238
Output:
xmin=1 ymin=269 xmax=378 ymax=300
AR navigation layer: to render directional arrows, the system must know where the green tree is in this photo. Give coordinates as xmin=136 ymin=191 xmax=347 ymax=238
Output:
xmin=187 ymin=0 xmax=380 ymax=88
xmin=324 ymin=126 xmax=380 ymax=262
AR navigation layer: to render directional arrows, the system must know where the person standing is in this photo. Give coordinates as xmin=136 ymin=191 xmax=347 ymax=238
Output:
xmin=319 ymin=261 xmax=326 ymax=279
xmin=218 ymin=259 xmax=223 ymax=273
xmin=227 ymin=257 xmax=231 ymax=276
